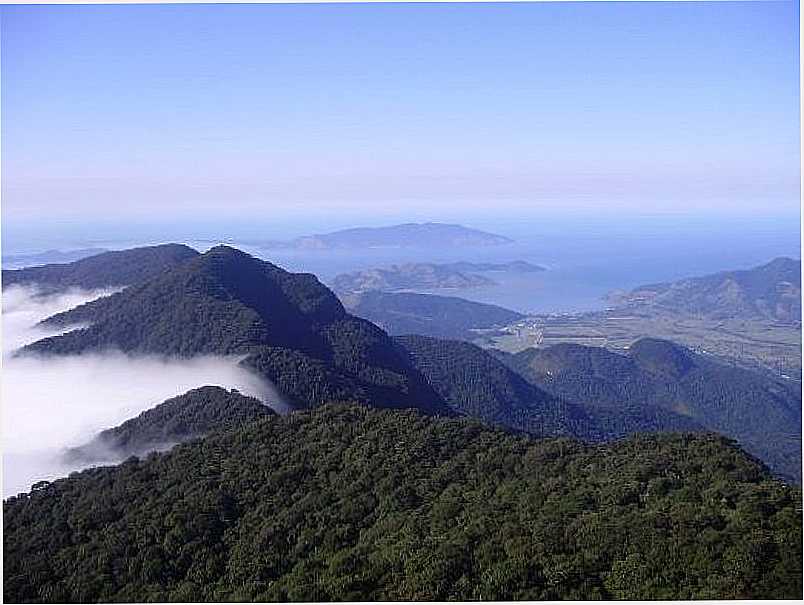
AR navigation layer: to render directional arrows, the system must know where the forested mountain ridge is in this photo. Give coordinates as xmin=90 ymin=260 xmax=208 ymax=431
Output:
xmin=345 ymin=290 xmax=523 ymax=340
xmin=2 ymin=244 xmax=199 ymax=292
xmin=501 ymin=338 xmax=802 ymax=481
xmin=24 ymin=246 xmax=449 ymax=415
xmin=4 ymin=404 xmax=800 ymax=602
xmin=397 ymin=335 xmax=705 ymax=442
xmin=64 ymin=386 xmax=274 ymax=464
xmin=608 ymin=257 xmax=802 ymax=323
xmin=395 ymin=335 xmax=596 ymax=438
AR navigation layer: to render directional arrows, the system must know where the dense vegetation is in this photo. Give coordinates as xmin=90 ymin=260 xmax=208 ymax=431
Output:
xmin=64 ymin=386 xmax=274 ymax=464
xmin=346 ymin=290 xmax=523 ymax=340
xmin=501 ymin=338 xmax=802 ymax=481
xmin=2 ymin=244 xmax=198 ymax=292
xmin=4 ymin=404 xmax=801 ymax=602
xmin=395 ymin=335 xmax=595 ymax=438
xmin=25 ymin=246 xmax=449 ymax=415
xmin=609 ymin=257 xmax=802 ymax=323
xmin=397 ymin=335 xmax=704 ymax=440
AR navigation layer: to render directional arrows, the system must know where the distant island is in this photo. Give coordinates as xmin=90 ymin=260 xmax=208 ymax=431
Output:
xmin=333 ymin=260 xmax=545 ymax=294
xmin=260 ymin=222 xmax=513 ymax=250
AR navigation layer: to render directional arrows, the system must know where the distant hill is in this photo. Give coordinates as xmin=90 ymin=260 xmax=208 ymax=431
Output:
xmin=262 ymin=222 xmax=513 ymax=249
xmin=4 ymin=404 xmax=800 ymax=602
xmin=346 ymin=290 xmax=524 ymax=340
xmin=25 ymin=245 xmax=449 ymax=415
xmin=64 ymin=386 xmax=274 ymax=464
xmin=2 ymin=248 xmax=109 ymax=269
xmin=608 ymin=257 xmax=802 ymax=323
xmin=333 ymin=260 xmax=543 ymax=295
xmin=2 ymin=244 xmax=199 ymax=292
xmin=500 ymin=338 xmax=802 ymax=481
xmin=333 ymin=263 xmax=495 ymax=293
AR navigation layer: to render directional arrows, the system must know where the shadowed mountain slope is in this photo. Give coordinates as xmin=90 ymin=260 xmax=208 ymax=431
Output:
xmin=396 ymin=335 xmax=704 ymax=443
xmin=4 ymin=404 xmax=801 ymax=602
xmin=2 ymin=244 xmax=199 ymax=292
xmin=395 ymin=335 xmax=596 ymax=438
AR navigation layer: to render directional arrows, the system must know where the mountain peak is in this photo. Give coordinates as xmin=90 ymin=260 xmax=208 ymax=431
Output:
xmin=204 ymin=244 xmax=252 ymax=258
xmin=24 ymin=244 xmax=449 ymax=415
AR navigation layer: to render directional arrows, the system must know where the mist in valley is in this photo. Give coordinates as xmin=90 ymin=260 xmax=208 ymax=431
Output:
xmin=2 ymin=285 xmax=287 ymax=497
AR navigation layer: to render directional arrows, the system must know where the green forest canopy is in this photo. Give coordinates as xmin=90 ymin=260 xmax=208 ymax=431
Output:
xmin=5 ymin=404 xmax=801 ymax=602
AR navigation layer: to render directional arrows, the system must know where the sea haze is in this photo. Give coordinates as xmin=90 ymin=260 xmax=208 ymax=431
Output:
xmin=2 ymin=286 xmax=286 ymax=497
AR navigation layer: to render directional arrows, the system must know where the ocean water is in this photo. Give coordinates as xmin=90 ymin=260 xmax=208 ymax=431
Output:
xmin=235 ymin=213 xmax=801 ymax=314
xmin=3 ymin=212 xmax=800 ymax=315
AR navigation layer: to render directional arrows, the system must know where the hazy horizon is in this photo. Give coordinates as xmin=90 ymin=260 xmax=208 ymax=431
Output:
xmin=2 ymin=1 xmax=800 ymax=236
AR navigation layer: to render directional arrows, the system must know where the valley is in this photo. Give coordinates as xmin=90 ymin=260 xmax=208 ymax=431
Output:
xmin=489 ymin=308 xmax=802 ymax=378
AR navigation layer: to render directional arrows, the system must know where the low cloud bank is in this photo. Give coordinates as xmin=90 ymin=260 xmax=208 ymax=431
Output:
xmin=3 ymin=285 xmax=287 ymax=497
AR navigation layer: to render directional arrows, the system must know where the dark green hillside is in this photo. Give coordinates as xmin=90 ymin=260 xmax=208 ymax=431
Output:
xmin=346 ymin=290 xmax=523 ymax=340
xmin=24 ymin=246 xmax=449 ymax=415
xmin=4 ymin=405 xmax=801 ymax=602
xmin=505 ymin=338 xmax=802 ymax=481
xmin=395 ymin=334 xmax=595 ymax=438
xmin=397 ymin=335 xmax=703 ymax=442
xmin=2 ymin=244 xmax=199 ymax=292
xmin=64 ymin=386 xmax=274 ymax=464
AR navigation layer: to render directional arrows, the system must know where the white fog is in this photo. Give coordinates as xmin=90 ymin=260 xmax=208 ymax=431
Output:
xmin=2 ymin=285 xmax=286 ymax=497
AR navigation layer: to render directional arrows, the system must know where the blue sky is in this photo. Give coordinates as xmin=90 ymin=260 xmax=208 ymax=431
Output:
xmin=1 ymin=1 xmax=800 ymax=232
